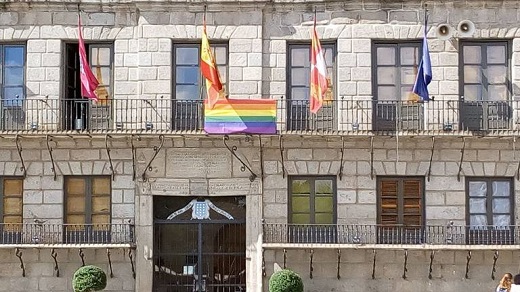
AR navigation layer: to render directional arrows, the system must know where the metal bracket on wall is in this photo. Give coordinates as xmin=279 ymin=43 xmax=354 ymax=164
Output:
xmin=223 ymin=136 xmax=257 ymax=182
xmin=427 ymin=137 xmax=435 ymax=182
xmin=283 ymin=248 xmax=287 ymax=269
xmin=46 ymin=135 xmax=57 ymax=181
xmin=402 ymin=250 xmax=408 ymax=279
xmin=491 ymin=250 xmax=499 ymax=280
xmin=309 ymin=249 xmax=314 ymax=279
xmin=457 ymin=137 xmax=466 ymax=182
xmin=131 ymin=135 xmax=137 ymax=181
xmin=128 ymin=249 xmax=136 ymax=279
xmin=371 ymin=249 xmax=376 ymax=279
xmin=15 ymin=135 xmax=26 ymax=178
xmin=279 ymin=135 xmax=286 ymax=178
xmin=262 ymin=249 xmax=266 ymax=278
xmin=428 ymin=250 xmax=435 ymax=279
xmin=51 ymin=248 xmax=59 ymax=277
xmin=370 ymin=137 xmax=375 ymax=179
xmin=465 ymin=250 xmax=472 ymax=279
xmin=105 ymin=135 xmax=115 ymax=181
xmin=338 ymin=136 xmax=345 ymax=180
xmin=141 ymin=134 xmax=165 ymax=182
xmin=107 ymin=249 xmax=114 ymax=278
xmin=79 ymin=248 xmax=85 ymax=266
xmin=15 ymin=248 xmax=25 ymax=277
xmin=336 ymin=249 xmax=341 ymax=280
xmin=259 ymin=135 xmax=264 ymax=180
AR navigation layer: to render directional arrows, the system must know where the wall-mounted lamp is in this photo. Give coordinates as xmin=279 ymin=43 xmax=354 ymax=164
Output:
xmin=145 ymin=121 xmax=154 ymax=130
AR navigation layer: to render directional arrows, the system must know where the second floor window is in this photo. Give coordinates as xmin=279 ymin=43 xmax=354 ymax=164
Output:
xmin=172 ymin=43 xmax=227 ymax=131
xmin=65 ymin=176 xmax=111 ymax=226
xmin=1 ymin=45 xmax=25 ymax=131
xmin=287 ymin=43 xmax=335 ymax=131
xmin=1 ymin=177 xmax=23 ymax=232
xmin=372 ymin=42 xmax=423 ymax=131
xmin=460 ymin=42 xmax=511 ymax=131
xmin=63 ymin=43 xmax=113 ymax=131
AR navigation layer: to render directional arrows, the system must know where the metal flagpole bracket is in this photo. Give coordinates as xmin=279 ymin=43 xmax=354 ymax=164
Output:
xmin=279 ymin=135 xmax=286 ymax=178
xmin=51 ymin=248 xmax=59 ymax=277
xmin=338 ymin=136 xmax=345 ymax=180
xmin=370 ymin=136 xmax=375 ymax=180
xmin=15 ymin=135 xmax=26 ymax=178
xmin=105 ymin=135 xmax=115 ymax=181
xmin=46 ymin=135 xmax=57 ymax=181
xmin=336 ymin=249 xmax=341 ymax=280
xmin=262 ymin=249 xmax=266 ymax=278
xmin=457 ymin=137 xmax=466 ymax=182
xmin=141 ymin=135 xmax=165 ymax=182
xmin=15 ymin=248 xmax=25 ymax=277
xmin=128 ymin=248 xmax=136 ymax=279
xmin=427 ymin=136 xmax=435 ymax=181
xmin=283 ymin=248 xmax=287 ymax=269
xmin=223 ymin=135 xmax=257 ymax=182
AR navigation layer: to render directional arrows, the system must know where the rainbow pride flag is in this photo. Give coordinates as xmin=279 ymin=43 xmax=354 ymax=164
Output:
xmin=204 ymin=99 xmax=277 ymax=134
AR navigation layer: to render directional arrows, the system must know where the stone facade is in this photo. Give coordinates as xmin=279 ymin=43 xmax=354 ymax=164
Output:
xmin=0 ymin=0 xmax=520 ymax=291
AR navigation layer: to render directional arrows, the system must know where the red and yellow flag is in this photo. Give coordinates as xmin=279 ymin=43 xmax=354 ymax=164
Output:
xmin=310 ymin=19 xmax=328 ymax=114
xmin=200 ymin=19 xmax=224 ymax=109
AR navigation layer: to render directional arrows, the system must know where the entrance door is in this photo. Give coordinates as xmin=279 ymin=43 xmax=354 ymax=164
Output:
xmin=153 ymin=197 xmax=246 ymax=292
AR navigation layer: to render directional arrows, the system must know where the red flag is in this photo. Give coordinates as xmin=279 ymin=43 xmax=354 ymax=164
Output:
xmin=200 ymin=18 xmax=224 ymax=109
xmin=310 ymin=19 xmax=328 ymax=114
xmin=78 ymin=16 xmax=99 ymax=101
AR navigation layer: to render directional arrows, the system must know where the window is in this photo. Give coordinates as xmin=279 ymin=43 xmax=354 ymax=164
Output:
xmin=0 ymin=177 xmax=22 ymax=243
xmin=466 ymin=178 xmax=514 ymax=244
xmin=63 ymin=43 xmax=112 ymax=131
xmin=377 ymin=177 xmax=424 ymax=244
xmin=288 ymin=176 xmax=336 ymax=243
xmin=372 ymin=42 xmax=423 ymax=131
xmin=0 ymin=45 xmax=25 ymax=131
xmin=173 ymin=43 xmax=228 ymax=131
xmin=287 ymin=43 xmax=335 ymax=131
xmin=460 ymin=41 xmax=511 ymax=131
xmin=64 ymin=176 xmax=111 ymax=243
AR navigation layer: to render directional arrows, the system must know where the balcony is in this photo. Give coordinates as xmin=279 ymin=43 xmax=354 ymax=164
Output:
xmin=263 ymin=223 xmax=519 ymax=250
xmin=0 ymin=223 xmax=134 ymax=248
xmin=1 ymin=97 xmax=518 ymax=136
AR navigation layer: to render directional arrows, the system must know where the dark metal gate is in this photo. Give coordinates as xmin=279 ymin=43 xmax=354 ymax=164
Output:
xmin=153 ymin=220 xmax=246 ymax=292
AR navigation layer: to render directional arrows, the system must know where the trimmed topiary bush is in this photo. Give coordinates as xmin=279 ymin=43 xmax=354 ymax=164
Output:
xmin=269 ymin=269 xmax=304 ymax=292
xmin=72 ymin=265 xmax=107 ymax=292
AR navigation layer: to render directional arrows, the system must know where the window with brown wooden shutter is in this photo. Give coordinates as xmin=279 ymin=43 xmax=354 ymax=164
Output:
xmin=64 ymin=176 xmax=111 ymax=231
xmin=1 ymin=177 xmax=23 ymax=233
xmin=377 ymin=177 xmax=424 ymax=244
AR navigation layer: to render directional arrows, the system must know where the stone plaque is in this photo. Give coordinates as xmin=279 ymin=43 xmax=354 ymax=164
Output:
xmin=150 ymin=179 xmax=190 ymax=196
xmin=166 ymin=149 xmax=231 ymax=178
xmin=208 ymin=178 xmax=261 ymax=196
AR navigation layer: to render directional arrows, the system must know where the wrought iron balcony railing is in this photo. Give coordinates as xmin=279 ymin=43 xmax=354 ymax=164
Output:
xmin=1 ymin=97 xmax=518 ymax=135
xmin=263 ymin=223 xmax=519 ymax=246
xmin=0 ymin=223 xmax=134 ymax=246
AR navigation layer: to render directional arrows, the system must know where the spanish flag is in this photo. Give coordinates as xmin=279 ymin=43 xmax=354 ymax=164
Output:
xmin=310 ymin=17 xmax=328 ymax=114
xmin=200 ymin=19 xmax=224 ymax=109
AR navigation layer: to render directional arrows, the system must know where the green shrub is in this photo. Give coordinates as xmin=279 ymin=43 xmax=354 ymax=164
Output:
xmin=72 ymin=265 xmax=107 ymax=292
xmin=269 ymin=269 xmax=304 ymax=292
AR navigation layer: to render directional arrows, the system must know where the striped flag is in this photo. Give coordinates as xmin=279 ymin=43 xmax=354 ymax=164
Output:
xmin=310 ymin=17 xmax=328 ymax=114
xmin=78 ymin=16 xmax=99 ymax=101
xmin=200 ymin=18 xmax=224 ymax=109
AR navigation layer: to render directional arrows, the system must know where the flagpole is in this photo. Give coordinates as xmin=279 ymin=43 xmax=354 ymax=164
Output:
xmin=199 ymin=5 xmax=207 ymax=101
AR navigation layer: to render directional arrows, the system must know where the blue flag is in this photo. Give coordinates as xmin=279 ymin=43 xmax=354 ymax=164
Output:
xmin=412 ymin=21 xmax=432 ymax=101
